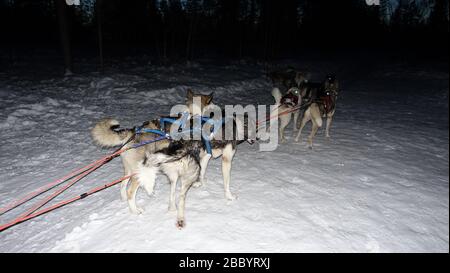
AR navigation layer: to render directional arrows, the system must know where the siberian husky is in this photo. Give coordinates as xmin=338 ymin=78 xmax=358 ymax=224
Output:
xmin=295 ymin=75 xmax=340 ymax=148
xmin=271 ymin=72 xmax=309 ymax=143
xmin=268 ymin=68 xmax=309 ymax=91
xmin=91 ymin=89 xmax=213 ymax=201
xmin=128 ymin=139 xmax=204 ymax=228
xmin=127 ymin=114 xmax=255 ymax=228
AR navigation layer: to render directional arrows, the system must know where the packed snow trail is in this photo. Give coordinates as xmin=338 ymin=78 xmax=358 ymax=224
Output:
xmin=0 ymin=60 xmax=448 ymax=252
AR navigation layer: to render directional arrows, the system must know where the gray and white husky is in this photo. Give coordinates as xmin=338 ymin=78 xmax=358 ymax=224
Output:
xmin=92 ymin=89 xmax=254 ymax=227
xmin=128 ymin=139 xmax=204 ymax=229
xmin=268 ymin=68 xmax=309 ymax=91
xmin=127 ymin=114 xmax=254 ymax=228
xmin=91 ymin=89 xmax=212 ymax=202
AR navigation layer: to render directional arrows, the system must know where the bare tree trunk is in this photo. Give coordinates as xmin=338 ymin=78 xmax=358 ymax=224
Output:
xmin=186 ymin=14 xmax=198 ymax=62
xmin=163 ymin=30 xmax=168 ymax=62
xmin=263 ymin=19 xmax=270 ymax=62
xmin=96 ymin=0 xmax=104 ymax=71
xmin=238 ymin=22 xmax=244 ymax=60
xmin=186 ymin=17 xmax=194 ymax=61
xmin=55 ymin=0 xmax=72 ymax=75
xmin=8 ymin=5 xmax=15 ymax=66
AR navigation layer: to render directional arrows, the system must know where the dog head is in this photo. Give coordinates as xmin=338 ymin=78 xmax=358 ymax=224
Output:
xmin=324 ymin=74 xmax=339 ymax=96
xmin=140 ymin=119 xmax=163 ymax=131
xmin=294 ymin=72 xmax=310 ymax=87
xmin=288 ymin=87 xmax=301 ymax=96
xmin=281 ymin=87 xmax=302 ymax=107
xmin=186 ymin=88 xmax=214 ymax=115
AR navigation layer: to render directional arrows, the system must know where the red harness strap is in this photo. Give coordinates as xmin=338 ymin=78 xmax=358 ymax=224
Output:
xmin=318 ymin=94 xmax=335 ymax=114
xmin=280 ymin=92 xmax=299 ymax=107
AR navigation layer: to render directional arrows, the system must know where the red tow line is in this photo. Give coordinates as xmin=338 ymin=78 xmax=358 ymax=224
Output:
xmin=0 ymin=147 xmax=134 ymax=233
xmin=0 ymin=174 xmax=134 ymax=232
xmin=256 ymin=104 xmax=303 ymax=128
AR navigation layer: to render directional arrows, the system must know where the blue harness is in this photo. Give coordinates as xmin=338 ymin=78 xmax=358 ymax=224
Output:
xmin=135 ymin=112 xmax=225 ymax=155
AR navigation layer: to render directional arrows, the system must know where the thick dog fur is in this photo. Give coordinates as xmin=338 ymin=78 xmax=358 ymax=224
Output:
xmin=91 ymin=118 xmax=132 ymax=147
xmin=295 ymin=75 xmax=340 ymax=148
xmin=268 ymin=68 xmax=309 ymax=91
xmin=91 ymin=89 xmax=251 ymax=228
xmin=272 ymin=87 xmax=302 ymax=143
xmin=127 ymin=115 xmax=253 ymax=228
xmin=91 ymin=118 xmax=171 ymax=201
xmin=91 ymin=89 xmax=211 ymax=201
xmin=127 ymin=140 xmax=203 ymax=229
xmin=186 ymin=88 xmax=213 ymax=114
xmin=269 ymin=70 xmax=309 ymax=143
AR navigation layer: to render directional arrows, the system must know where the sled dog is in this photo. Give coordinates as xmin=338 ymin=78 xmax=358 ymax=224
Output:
xmin=127 ymin=114 xmax=255 ymax=228
xmin=268 ymin=67 xmax=309 ymax=91
xmin=295 ymin=75 xmax=340 ymax=147
xmin=90 ymin=89 xmax=213 ymax=201
xmin=128 ymin=139 xmax=204 ymax=228
xmin=271 ymin=71 xmax=308 ymax=142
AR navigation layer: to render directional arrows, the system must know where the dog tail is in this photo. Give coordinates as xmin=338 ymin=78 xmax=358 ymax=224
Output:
xmin=91 ymin=118 xmax=133 ymax=147
xmin=271 ymin=87 xmax=282 ymax=105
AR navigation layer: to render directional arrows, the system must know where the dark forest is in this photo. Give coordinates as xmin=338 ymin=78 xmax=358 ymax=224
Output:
xmin=0 ymin=0 xmax=448 ymax=72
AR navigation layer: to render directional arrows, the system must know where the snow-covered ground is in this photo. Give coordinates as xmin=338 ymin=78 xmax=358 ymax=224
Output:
xmin=0 ymin=57 xmax=448 ymax=252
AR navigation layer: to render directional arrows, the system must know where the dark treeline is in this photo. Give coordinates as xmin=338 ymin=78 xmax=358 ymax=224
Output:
xmin=0 ymin=0 xmax=448 ymax=66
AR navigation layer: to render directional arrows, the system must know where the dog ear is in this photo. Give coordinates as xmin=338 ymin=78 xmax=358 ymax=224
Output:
xmin=300 ymin=89 xmax=307 ymax=97
xmin=186 ymin=88 xmax=194 ymax=100
xmin=206 ymin=92 xmax=214 ymax=104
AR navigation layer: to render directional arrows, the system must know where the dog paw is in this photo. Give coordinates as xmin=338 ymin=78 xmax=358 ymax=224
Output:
xmin=168 ymin=205 xmax=177 ymax=212
xmin=225 ymin=192 xmax=236 ymax=201
xmin=130 ymin=207 xmax=144 ymax=215
xmin=192 ymin=181 xmax=203 ymax=188
xmin=176 ymin=219 xmax=185 ymax=229
xmin=294 ymin=137 xmax=301 ymax=143
xmin=280 ymin=138 xmax=287 ymax=144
